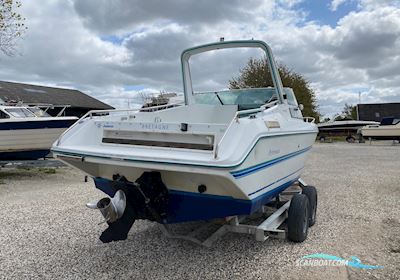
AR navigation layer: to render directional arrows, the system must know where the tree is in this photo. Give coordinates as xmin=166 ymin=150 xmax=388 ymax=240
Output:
xmin=341 ymin=103 xmax=357 ymax=120
xmin=229 ymin=57 xmax=320 ymax=121
xmin=0 ymin=0 xmax=26 ymax=56
xmin=333 ymin=103 xmax=357 ymax=121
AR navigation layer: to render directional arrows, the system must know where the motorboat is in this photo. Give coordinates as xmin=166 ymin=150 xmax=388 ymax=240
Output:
xmin=361 ymin=117 xmax=400 ymax=140
xmin=52 ymin=40 xmax=318 ymax=243
xmin=317 ymin=120 xmax=379 ymax=142
xmin=0 ymin=104 xmax=77 ymax=160
xmin=141 ymin=93 xmax=184 ymax=111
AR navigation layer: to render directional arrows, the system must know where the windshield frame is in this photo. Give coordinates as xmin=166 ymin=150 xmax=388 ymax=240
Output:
xmin=27 ymin=107 xmax=51 ymax=117
xmin=181 ymin=40 xmax=285 ymax=107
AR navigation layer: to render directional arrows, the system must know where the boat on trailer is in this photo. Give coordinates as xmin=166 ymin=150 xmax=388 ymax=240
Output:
xmin=0 ymin=103 xmax=77 ymax=160
xmin=52 ymin=40 xmax=319 ymax=244
xmin=361 ymin=117 xmax=400 ymax=141
xmin=317 ymin=120 xmax=379 ymax=143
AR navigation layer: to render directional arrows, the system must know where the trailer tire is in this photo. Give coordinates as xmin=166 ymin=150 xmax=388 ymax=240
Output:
xmin=287 ymin=194 xmax=309 ymax=242
xmin=346 ymin=136 xmax=356 ymax=143
xmin=302 ymin=186 xmax=317 ymax=227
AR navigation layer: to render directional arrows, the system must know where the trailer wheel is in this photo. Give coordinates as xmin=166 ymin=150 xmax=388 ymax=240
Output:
xmin=346 ymin=136 xmax=356 ymax=143
xmin=319 ymin=136 xmax=326 ymax=142
xmin=287 ymin=194 xmax=309 ymax=242
xmin=302 ymin=186 xmax=317 ymax=227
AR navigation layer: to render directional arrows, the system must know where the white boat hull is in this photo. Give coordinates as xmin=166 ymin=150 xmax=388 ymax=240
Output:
xmin=0 ymin=128 xmax=66 ymax=152
xmin=55 ymin=130 xmax=316 ymax=222
xmin=0 ymin=117 xmax=77 ymax=160
xmin=361 ymin=124 xmax=400 ymax=140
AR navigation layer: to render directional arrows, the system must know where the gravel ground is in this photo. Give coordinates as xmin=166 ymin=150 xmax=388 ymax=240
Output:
xmin=0 ymin=143 xmax=399 ymax=279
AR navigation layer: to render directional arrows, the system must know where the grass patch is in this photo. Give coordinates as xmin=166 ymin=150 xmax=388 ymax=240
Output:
xmin=0 ymin=170 xmax=24 ymax=179
xmin=329 ymin=136 xmax=347 ymax=142
xmin=16 ymin=166 xmax=32 ymax=171
xmin=38 ymin=167 xmax=57 ymax=174
xmin=318 ymin=135 xmax=355 ymax=142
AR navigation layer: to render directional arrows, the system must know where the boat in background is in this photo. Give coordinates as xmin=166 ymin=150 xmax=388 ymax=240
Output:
xmin=141 ymin=93 xmax=184 ymax=111
xmin=0 ymin=103 xmax=77 ymax=160
xmin=361 ymin=117 xmax=400 ymax=141
xmin=52 ymin=40 xmax=318 ymax=243
xmin=317 ymin=120 xmax=379 ymax=142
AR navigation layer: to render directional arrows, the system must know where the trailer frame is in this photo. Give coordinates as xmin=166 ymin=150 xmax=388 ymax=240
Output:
xmin=158 ymin=179 xmax=309 ymax=247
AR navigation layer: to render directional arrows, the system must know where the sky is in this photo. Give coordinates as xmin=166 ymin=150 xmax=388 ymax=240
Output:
xmin=0 ymin=0 xmax=399 ymax=117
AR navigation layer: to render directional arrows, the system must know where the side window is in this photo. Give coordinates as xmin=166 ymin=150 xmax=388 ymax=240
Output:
xmin=284 ymin=88 xmax=302 ymax=119
xmin=0 ymin=110 xmax=10 ymax=119
xmin=284 ymin=88 xmax=298 ymax=106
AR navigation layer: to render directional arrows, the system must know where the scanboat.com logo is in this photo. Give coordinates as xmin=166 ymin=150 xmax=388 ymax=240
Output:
xmin=296 ymin=253 xmax=384 ymax=269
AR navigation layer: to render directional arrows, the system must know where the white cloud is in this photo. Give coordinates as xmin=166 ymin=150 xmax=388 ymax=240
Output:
xmin=358 ymin=0 xmax=399 ymax=10
xmin=330 ymin=0 xmax=346 ymax=11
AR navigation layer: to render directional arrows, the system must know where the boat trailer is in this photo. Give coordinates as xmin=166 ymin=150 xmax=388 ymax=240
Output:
xmin=87 ymin=176 xmax=317 ymax=246
xmin=158 ymin=179 xmax=317 ymax=247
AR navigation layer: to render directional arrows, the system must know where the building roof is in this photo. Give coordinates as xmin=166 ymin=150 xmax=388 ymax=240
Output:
xmin=0 ymin=81 xmax=113 ymax=109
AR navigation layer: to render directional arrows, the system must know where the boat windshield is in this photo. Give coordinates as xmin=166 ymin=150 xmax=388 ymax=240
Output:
xmin=188 ymin=46 xmax=279 ymax=111
xmin=5 ymin=108 xmax=36 ymax=118
xmin=380 ymin=117 xmax=400 ymax=125
xmin=194 ymin=88 xmax=277 ymax=111
xmin=27 ymin=107 xmax=51 ymax=117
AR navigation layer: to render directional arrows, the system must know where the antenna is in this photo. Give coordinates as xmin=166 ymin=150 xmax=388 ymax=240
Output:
xmin=357 ymin=92 xmax=361 ymax=120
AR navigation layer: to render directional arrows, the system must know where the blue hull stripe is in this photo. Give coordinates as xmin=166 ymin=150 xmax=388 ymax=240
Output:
xmin=0 ymin=119 xmax=76 ymax=130
xmin=231 ymin=146 xmax=311 ymax=179
xmin=249 ymin=178 xmax=299 ymax=213
xmin=248 ymin=167 xmax=303 ymax=196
